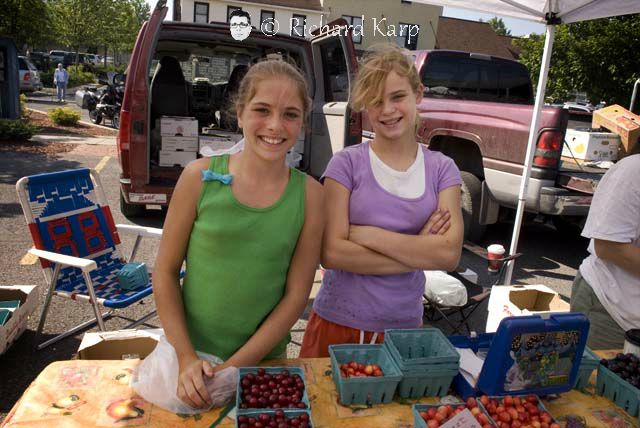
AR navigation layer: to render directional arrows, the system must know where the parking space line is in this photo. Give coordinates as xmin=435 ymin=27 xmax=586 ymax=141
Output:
xmin=95 ymin=156 xmax=111 ymax=172
xmin=20 ymin=156 xmax=112 ymax=265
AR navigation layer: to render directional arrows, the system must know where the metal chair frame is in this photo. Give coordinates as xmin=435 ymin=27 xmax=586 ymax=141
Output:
xmin=16 ymin=168 xmax=165 ymax=350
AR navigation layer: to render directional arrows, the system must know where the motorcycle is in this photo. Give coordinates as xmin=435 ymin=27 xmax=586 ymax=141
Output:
xmin=79 ymin=72 xmax=124 ymax=129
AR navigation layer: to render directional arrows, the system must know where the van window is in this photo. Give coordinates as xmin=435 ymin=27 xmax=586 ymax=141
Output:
xmin=421 ymin=53 xmax=533 ymax=104
xmin=319 ymin=41 xmax=349 ymax=102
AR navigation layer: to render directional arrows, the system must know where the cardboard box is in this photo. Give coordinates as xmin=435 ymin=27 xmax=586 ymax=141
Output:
xmin=159 ymin=150 xmax=197 ymax=167
xmin=562 ymin=128 xmax=620 ymax=161
xmin=486 ymin=284 xmax=570 ymax=333
xmin=161 ymin=136 xmax=199 ymax=152
xmin=78 ymin=328 xmax=162 ymax=360
xmin=158 ymin=116 xmax=198 ymax=137
xmin=592 ymin=105 xmax=640 ymax=156
xmin=0 ymin=285 xmax=39 ymax=355
xmin=199 ymin=134 xmax=239 ymax=152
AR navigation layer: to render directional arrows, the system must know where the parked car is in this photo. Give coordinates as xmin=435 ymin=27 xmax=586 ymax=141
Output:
xmin=48 ymin=50 xmax=68 ymax=65
xmin=117 ymin=0 xmax=359 ymax=217
xmin=18 ymin=56 xmax=42 ymax=92
xmin=408 ymin=50 xmax=604 ymax=239
xmin=27 ymin=51 xmax=50 ymax=71
xmin=85 ymin=53 xmax=101 ymax=65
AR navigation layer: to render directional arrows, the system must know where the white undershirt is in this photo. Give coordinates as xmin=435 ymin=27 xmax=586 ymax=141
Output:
xmin=369 ymin=143 xmax=425 ymax=198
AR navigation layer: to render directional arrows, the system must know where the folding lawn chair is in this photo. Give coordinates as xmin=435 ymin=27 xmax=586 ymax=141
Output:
xmin=16 ymin=168 xmax=165 ymax=350
xmin=423 ymin=241 xmax=521 ymax=335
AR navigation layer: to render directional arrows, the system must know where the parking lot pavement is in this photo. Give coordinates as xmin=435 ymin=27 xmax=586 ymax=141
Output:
xmin=0 ymin=140 xmax=591 ymax=421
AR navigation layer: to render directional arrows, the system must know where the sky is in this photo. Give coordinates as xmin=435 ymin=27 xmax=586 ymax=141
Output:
xmin=145 ymin=0 xmax=546 ymax=36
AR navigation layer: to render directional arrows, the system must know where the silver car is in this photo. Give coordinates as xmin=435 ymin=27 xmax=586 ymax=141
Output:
xmin=18 ymin=56 xmax=42 ymax=92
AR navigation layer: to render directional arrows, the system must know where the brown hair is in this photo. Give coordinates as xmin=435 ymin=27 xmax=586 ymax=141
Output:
xmin=233 ymin=59 xmax=311 ymax=120
xmin=350 ymin=44 xmax=423 ymax=134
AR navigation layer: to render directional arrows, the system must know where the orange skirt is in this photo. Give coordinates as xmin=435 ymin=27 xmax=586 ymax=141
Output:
xmin=299 ymin=310 xmax=385 ymax=358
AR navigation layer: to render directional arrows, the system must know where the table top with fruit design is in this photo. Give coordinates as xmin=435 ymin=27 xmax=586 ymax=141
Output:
xmin=1 ymin=353 xmax=638 ymax=428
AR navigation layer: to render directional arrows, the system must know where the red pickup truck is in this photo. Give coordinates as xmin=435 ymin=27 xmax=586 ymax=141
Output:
xmin=408 ymin=50 xmax=600 ymax=240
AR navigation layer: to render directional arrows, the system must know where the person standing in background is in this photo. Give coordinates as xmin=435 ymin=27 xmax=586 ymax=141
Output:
xmin=570 ymin=143 xmax=640 ymax=349
xmin=53 ymin=63 xmax=68 ymax=102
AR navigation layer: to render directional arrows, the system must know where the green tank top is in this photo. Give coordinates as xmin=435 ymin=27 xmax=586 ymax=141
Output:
xmin=182 ymin=154 xmax=306 ymax=360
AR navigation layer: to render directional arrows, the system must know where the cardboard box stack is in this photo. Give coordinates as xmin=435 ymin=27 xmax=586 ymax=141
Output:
xmin=592 ymin=104 xmax=640 ymax=156
xmin=158 ymin=116 xmax=199 ymax=167
xmin=0 ymin=285 xmax=39 ymax=355
xmin=562 ymin=127 xmax=621 ymax=161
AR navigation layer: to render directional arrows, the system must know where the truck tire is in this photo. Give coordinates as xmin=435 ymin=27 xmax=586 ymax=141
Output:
xmin=120 ymin=192 xmax=145 ymax=218
xmin=460 ymin=171 xmax=486 ymax=242
xmin=551 ymin=215 xmax=584 ymax=236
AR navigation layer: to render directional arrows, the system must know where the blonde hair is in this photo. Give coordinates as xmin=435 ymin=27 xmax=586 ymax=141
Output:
xmin=351 ymin=45 xmax=423 ymax=133
xmin=234 ymin=59 xmax=311 ymax=120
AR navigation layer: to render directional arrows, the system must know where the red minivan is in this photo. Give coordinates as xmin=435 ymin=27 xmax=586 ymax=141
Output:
xmin=117 ymin=0 xmax=361 ymax=216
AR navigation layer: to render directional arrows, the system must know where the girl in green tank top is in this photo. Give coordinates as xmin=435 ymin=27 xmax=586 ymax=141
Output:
xmin=152 ymin=60 xmax=323 ymax=410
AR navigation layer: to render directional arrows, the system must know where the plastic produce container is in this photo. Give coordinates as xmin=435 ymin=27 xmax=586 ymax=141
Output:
xmin=236 ymin=409 xmax=312 ymax=428
xmin=329 ymin=344 xmax=402 ymax=405
xmin=573 ymin=347 xmax=599 ymax=390
xmin=236 ymin=367 xmax=309 ymax=413
xmin=596 ymin=364 xmax=640 ymax=417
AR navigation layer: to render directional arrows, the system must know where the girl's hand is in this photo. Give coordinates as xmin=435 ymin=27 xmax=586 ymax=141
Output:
xmin=424 ymin=208 xmax=451 ymax=235
xmin=177 ymin=353 xmax=214 ymax=409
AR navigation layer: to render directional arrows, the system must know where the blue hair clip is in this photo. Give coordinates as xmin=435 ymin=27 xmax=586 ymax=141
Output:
xmin=201 ymin=170 xmax=233 ymax=185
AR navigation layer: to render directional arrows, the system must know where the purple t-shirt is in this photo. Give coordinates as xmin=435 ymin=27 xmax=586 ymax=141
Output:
xmin=313 ymin=141 xmax=462 ymax=332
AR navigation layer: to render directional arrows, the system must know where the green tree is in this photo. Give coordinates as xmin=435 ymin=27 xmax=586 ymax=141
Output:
xmin=488 ymin=17 xmax=511 ymax=36
xmin=0 ymin=0 xmax=52 ymax=53
xmin=516 ymin=14 xmax=640 ymax=106
xmin=98 ymin=0 xmax=150 ymax=66
xmin=50 ymin=0 xmax=103 ymax=64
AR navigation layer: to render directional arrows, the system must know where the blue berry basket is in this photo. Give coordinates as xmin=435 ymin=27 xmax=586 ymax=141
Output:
xmin=329 ymin=344 xmax=402 ymax=405
xmin=236 ymin=367 xmax=310 ymax=413
xmin=235 ymin=409 xmax=313 ymax=428
xmin=573 ymin=347 xmax=599 ymax=391
xmin=384 ymin=328 xmax=460 ymax=368
xmin=396 ymin=366 xmax=460 ymax=398
xmin=596 ymin=364 xmax=640 ymax=417
xmin=412 ymin=402 xmax=497 ymax=428
xmin=477 ymin=395 xmax=559 ymax=427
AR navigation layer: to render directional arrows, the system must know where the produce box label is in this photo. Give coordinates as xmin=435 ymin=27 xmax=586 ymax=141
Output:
xmin=440 ymin=409 xmax=481 ymax=428
xmin=505 ymin=330 xmax=581 ymax=391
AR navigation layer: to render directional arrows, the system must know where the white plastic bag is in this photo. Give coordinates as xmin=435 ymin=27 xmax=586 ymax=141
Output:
xmin=130 ymin=335 xmax=238 ymax=414
xmin=424 ymin=270 xmax=468 ymax=307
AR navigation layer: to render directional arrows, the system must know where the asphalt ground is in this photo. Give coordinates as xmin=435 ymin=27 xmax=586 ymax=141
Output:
xmin=0 ymin=138 xmax=590 ymax=421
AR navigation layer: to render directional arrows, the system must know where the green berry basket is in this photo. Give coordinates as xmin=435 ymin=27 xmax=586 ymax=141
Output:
xmin=329 ymin=344 xmax=402 ymax=405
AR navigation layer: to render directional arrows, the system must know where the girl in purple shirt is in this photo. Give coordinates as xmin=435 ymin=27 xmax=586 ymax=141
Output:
xmin=300 ymin=45 xmax=464 ymax=357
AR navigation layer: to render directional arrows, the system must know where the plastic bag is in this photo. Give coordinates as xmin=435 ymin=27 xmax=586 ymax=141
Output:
xmin=130 ymin=335 xmax=238 ymax=414
xmin=424 ymin=270 xmax=468 ymax=307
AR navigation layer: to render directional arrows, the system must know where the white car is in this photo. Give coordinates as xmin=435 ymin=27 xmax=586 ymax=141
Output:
xmin=18 ymin=56 xmax=43 ymax=92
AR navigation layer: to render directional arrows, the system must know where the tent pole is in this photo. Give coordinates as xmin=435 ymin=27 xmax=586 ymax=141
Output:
xmin=503 ymin=24 xmax=556 ymax=285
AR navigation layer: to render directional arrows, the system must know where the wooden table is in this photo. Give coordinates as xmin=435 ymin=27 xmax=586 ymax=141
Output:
xmin=2 ymin=355 xmax=638 ymax=428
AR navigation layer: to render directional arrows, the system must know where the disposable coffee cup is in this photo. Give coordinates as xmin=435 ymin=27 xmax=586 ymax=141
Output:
xmin=624 ymin=329 xmax=640 ymax=357
xmin=487 ymin=244 xmax=506 ymax=272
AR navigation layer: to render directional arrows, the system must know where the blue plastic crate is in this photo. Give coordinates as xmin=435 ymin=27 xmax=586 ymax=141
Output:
xmin=448 ymin=313 xmax=589 ymax=398
xmin=573 ymin=347 xmax=599 ymax=391
xmin=413 ymin=402 xmax=497 ymax=428
xmin=384 ymin=328 xmax=460 ymax=368
xmin=236 ymin=367 xmax=309 ymax=412
xmin=329 ymin=344 xmax=402 ymax=405
xmin=596 ymin=364 xmax=640 ymax=417
xmin=397 ymin=367 xmax=459 ymax=398
xmin=235 ymin=409 xmax=313 ymax=428
xmin=477 ymin=395 xmax=558 ymax=427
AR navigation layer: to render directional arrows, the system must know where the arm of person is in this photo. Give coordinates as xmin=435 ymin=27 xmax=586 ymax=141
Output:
xmin=152 ymin=158 xmax=212 ymax=409
xmin=594 ymin=239 xmax=640 ymax=277
xmin=218 ymin=176 xmax=324 ymax=369
xmin=321 ymin=178 xmax=417 ymax=275
xmin=349 ymin=185 xmax=464 ymax=271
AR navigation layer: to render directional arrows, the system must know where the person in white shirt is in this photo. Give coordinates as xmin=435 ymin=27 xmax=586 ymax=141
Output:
xmin=53 ymin=63 xmax=69 ymax=102
xmin=570 ymin=144 xmax=640 ymax=349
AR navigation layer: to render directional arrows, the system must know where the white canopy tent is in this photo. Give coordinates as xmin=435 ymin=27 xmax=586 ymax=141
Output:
xmin=411 ymin=1 xmax=640 ymax=284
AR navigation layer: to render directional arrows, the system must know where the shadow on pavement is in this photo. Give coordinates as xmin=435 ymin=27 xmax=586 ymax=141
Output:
xmin=0 ymin=152 xmax=82 ymax=186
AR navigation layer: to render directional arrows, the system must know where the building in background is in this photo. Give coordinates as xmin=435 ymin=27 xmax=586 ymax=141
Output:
xmin=173 ymin=0 xmax=441 ymax=52
xmin=322 ymin=0 xmax=440 ymax=54
xmin=435 ymin=16 xmax=519 ymax=59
